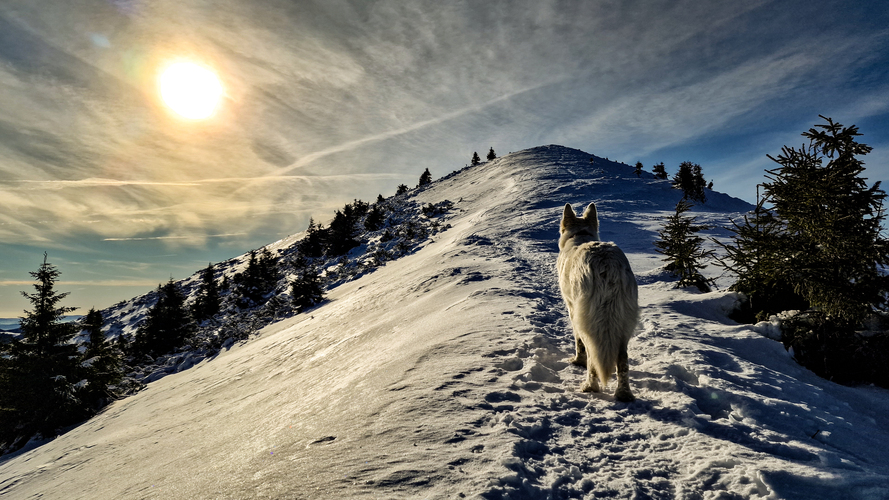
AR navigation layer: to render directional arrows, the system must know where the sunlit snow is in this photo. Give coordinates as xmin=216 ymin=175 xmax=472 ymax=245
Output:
xmin=2 ymin=146 xmax=888 ymax=499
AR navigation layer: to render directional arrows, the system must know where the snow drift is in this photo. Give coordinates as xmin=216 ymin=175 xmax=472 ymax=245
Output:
xmin=2 ymin=145 xmax=889 ymax=499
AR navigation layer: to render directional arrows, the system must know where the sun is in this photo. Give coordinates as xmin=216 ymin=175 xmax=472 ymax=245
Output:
xmin=158 ymin=61 xmax=224 ymax=120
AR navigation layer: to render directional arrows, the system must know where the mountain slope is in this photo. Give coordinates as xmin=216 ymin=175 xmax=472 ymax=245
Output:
xmin=2 ymin=145 xmax=888 ymax=499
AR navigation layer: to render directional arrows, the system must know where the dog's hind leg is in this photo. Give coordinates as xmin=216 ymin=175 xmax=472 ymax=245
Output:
xmin=569 ymin=333 xmax=588 ymax=367
xmin=613 ymin=339 xmax=635 ymax=402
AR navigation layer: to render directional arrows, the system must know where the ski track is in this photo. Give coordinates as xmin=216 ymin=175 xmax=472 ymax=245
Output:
xmin=2 ymin=146 xmax=889 ymax=499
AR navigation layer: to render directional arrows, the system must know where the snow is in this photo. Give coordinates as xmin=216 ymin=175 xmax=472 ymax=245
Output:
xmin=2 ymin=145 xmax=889 ymax=499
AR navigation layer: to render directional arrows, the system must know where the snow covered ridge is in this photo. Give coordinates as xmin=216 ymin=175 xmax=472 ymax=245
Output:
xmin=91 ymin=193 xmax=456 ymax=386
xmin=4 ymin=145 xmax=889 ymax=499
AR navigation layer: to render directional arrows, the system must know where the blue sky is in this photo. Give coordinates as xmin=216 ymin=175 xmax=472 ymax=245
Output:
xmin=1 ymin=0 xmax=887 ymax=317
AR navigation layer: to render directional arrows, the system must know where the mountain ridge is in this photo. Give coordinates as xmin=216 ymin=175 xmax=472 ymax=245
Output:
xmin=4 ymin=145 xmax=886 ymax=499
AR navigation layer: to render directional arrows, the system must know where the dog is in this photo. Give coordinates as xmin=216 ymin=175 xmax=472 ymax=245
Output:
xmin=557 ymin=202 xmax=639 ymax=402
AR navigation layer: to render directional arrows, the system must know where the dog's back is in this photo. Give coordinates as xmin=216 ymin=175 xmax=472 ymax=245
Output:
xmin=558 ymin=203 xmax=639 ymax=399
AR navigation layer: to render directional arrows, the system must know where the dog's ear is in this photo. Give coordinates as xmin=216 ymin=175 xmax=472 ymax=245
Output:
xmin=562 ymin=203 xmax=577 ymax=221
xmin=582 ymin=202 xmax=598 ymax=222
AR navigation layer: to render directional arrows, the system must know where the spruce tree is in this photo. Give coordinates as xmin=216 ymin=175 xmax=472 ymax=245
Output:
xmin=652 ymin=162 xmax=668 ymax=180
xmin=634 ymin=161 xmax=643 ymax=177
xmin=761 ymin=116 xmax=889 ymax=324
xmin=364 ymin=203 xmax=386 ymax=231
xmin=487 ymin=147 xmax=497 ymax=161
xmin=132 ymin=280 xmax=195 ymax=357
xmin=395 ymin=184 xmax=409 ymax=195
xmin=471 ymin=152 xmax=481 ymax=166
xmin=291 ymin=266 xmax=325 ymax=313
xmin=192 ymin=263 xmax=221 ymax=322
xmin=80 ymin=308 xmax=122 ymax=411
xmin=298 ymin=218 xmax=327 ymax=258
xmin=417 ymin=168 xmax=432 ymax=187
xmin=0 ymin=254 xmax=83 ymax=449
xmin=654 ymin=201 xmax=714 ymax=292
xmin=672 ymin=161 xmax=706 ymax=203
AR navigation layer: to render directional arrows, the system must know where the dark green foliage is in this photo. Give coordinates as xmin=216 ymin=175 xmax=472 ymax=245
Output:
xmin=418 ymin=168 xmax=432 ymax=187
xmin=654 ymin=201 xmax=714 ymax=292
xmin=191 ymin=263 xmax=221 ymax=322
xmin=131 ymin=280 xmax=195 ymax=357
xmin=780 ymin=311 xmax=889 ymax=388
xmin=364 ymin=203 xmax=386 ymax=231
xmin=760 ymin=116 xmax=889 ymax=324
xmin=652 ymin=162 xmax=668 ymax=180
xmin=1 ymin=254 xmax=83 ymax=451
xmin=80 ymin=308 xmax=123 ymax=411
xmin=634 ymin=161 xmax=643 ymax=177
xmin=672 ymin=161 xmax=707 ymax=203
xmin=291 ymin=265 xmax=325 ymax=313
xmin=487 ymin=147 xmax=496 ymax=161
xmin=396 ymin=184 xmax=409 ymax=196
xmin=471 ymin=152 xmax=481 ymax=166
xmin=234 ymin=248 xmax=280 ymax=307
xmin=327 ymin=201 xmax=368 ymax=257
xmin=716 ymin=201 xmax=808 ymax=322
xmin=298 ymin=218 xmax=327 ymax=258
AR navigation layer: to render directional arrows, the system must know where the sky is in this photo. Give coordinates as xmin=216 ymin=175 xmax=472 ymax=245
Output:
xmin=1 ymin=0 xmax=888 ymax=318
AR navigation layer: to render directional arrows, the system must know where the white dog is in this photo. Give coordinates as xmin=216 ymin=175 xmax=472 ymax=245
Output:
xmin=557 ymin=202 xmax=639 ymax=402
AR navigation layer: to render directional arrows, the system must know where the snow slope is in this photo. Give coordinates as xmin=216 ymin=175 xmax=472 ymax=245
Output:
xmin=2 ymin=145 xmax=889 ymax=499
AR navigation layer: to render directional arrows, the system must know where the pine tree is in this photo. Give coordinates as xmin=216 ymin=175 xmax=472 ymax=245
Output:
xmin=417 ymin=168 xmax=432 ymax=187
xmin=291 ymin=266 xmax=325 ymax=313
xmin=654 ymin=201 xmax=714 ymax=292
xmin=634 ymin=161 xmax=643 ymax=177
xmin=80 ymin=308 xmax=122 ymax=411
xmin=652 ymin=162 xmax=668 ymax=180
xmin=487 ymin=147 xmax=497 ymax=161
xmin=0 ymin=254 xmax=83 ymax=450
xmin=471 ymin=152 xmax=481 ymax=166
xmin=131 ymin=280 xmax=195 ymax=357
xmin=191 ymin=263 xmax=221 ymax=322
xmin=395 ymin=184 xmax=409 ymax=195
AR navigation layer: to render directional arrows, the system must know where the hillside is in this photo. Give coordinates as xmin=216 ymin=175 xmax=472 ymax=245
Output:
xmin=2 ymin=145 xmax=888 ymax=499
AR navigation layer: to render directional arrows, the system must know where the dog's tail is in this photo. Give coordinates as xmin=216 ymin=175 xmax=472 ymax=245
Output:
xmin=574 ymin=244 xmax=639 ymax=387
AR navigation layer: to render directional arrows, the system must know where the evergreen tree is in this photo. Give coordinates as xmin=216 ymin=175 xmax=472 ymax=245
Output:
xmin=652 ymin=162 xmax=668 ymax=180
xmin=714 ymin=200 xmax=807 ymax=321
xmin=191 ymin=263 xmax=221 ymax=322
xmin=487 ymin=147 xmax=497 ymax=161
xmin=327 ymin=208 xmax=360 ymax=256
xmin=417 ymin=168 xmax=432 ymax=187
xmin=471 ymin=152 xmax=481 ymax=166
xmin=761 ymin=116 xmax=889 ymax=324
xmin=654 ymin=201 xmax=714 ymax=292
xmin=0 ymin=254 xmax=82 ymax=450
xmin=291 ymin=266 xmax=325 ymax=313
xmin=131 ymin=280 xmax=195 ymax=357
xmin=298 ymin=218 xmax=328 ymax=258
xmin=634 ymin=161 xmax=643 ymax=177
xmin=376 ymin=193 xmax=386 ymax=204
xmin=395 ymin=184 xmax=409 ymax=195
xmin=364 ymin=203 xmax=386 ymax=231
xmin=80 ymin=308 xmax=122 ymax=411
xmin=672 ymin=161 xmax=706 ymax=203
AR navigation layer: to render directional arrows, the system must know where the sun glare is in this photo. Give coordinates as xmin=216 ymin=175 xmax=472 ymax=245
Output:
xmin=158 ymin=61 xmax=223 ymax=120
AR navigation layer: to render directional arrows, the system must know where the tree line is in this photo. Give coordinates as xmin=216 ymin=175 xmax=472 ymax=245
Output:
xmin=0 ymin=166 xmax=446 ymax=454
